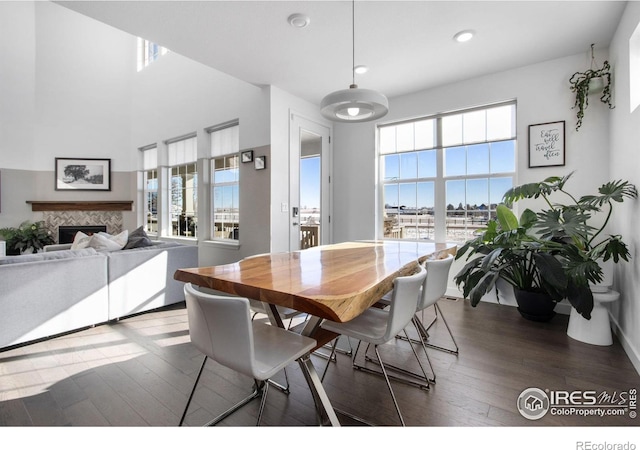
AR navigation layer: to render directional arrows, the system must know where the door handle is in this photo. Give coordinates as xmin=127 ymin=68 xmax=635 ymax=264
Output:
xmin=292 ymin=222 xmax=299 ymax=226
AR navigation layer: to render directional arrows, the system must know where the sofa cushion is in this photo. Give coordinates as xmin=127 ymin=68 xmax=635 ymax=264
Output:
xmin=70 ymin=231 xmax=92 ymax=250
xmin=123 ymin=226 xmax=154 ymax=250
xmin=0 ymin=247 xmax=98 ymax=265
xmin=90 ymin=231 xmax=128 ymax=251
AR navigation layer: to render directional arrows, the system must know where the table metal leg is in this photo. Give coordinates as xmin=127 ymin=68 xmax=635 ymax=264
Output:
xmin=266 ymin=305 xmax=341 ymax=426
xmin=298 ymin=354 xmax=341 ymax=426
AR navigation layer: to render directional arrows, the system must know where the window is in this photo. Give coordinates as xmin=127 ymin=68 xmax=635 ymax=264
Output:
xmin=168 ymin=135 xmax=198 ymax=238
xmin=379 ymin=102 xmax=516 ymax=243
xmin=209 ymin=123 xmax=240 ymax=241
xmin=137 ymin=38 xmax=169 ymax=71
xmin=141 ymin=145 xmax=158 ymax=234
xmin=631 ymin=21 xmax=640 ymax=113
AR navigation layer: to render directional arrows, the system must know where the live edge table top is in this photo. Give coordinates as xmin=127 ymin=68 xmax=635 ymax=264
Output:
xmin=174 ymin=240 xmax=457 ymax=323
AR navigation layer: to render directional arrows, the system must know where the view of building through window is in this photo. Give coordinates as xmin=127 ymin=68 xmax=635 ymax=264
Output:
xmin=145 ymin=169 xmax=158 ymax=234
xmin=170 ymin=163 xmax=197 ymax=237
xmin=379 ymin=102 xmax=516 ymax=243
xmin=212 ymin=155 xmax=239 ymax=240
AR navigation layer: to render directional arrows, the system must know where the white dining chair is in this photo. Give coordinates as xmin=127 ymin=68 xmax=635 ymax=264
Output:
xmin=179 ymin=283 xmax=317 ymax=426
xmin=320 ymin=265 xmax=427 ymax=426
xmin=412 ymin=253 xmax=457 ymax=356
xmin=372 ymin=253 xmax=456 ymax=386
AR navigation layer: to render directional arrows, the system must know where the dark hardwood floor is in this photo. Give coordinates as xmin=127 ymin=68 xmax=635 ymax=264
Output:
xmin=1 ymin=296 xmax=638 ymax=437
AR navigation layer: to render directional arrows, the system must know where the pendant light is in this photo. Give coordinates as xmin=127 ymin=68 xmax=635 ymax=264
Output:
xmin=320 ymin=0 xmax=388 ymax=122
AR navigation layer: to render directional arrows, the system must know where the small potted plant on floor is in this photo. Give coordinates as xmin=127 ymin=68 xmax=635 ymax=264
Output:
xmin=0 ymin=220 xmax=55 ymax=255
xmin=569 ymin=44 xmax=614 ymax=131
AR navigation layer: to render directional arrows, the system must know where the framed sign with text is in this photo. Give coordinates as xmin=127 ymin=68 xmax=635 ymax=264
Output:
xmin=528 ymin=121 xmax=565 ymax=168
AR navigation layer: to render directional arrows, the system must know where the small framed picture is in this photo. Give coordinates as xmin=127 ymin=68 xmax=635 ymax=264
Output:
xmin=55 ymin=158 xmax=111 ymax=191
xmin=528 ymin=121 xmax=565 ymax=168
xmin=241 ymin=150 xmax=253 ymax=163
xmin=254 ymin=155 xmax=266 ymax=170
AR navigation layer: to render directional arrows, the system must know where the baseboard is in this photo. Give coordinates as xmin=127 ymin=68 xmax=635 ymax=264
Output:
xmin=609 ymin=313 xmax=640 ymax=376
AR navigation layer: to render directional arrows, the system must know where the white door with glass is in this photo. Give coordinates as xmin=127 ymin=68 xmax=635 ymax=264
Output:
xmin=289 ymin=114 xmax=331 ymax=251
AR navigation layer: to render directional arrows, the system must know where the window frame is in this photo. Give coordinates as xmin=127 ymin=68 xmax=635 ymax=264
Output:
xmin=378 ymin=100 xmax=517 ymax=243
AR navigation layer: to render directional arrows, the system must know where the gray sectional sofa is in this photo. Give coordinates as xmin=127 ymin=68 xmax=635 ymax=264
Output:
xmin=0 ymin=241 xmax=198 ymax=350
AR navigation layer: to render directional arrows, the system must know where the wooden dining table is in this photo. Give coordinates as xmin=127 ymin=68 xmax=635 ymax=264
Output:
xmin=174 ymin=240 xmax=456 ymax=426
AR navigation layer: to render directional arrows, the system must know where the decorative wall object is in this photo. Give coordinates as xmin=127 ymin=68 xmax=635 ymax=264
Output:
xmin=255 ymin=155 xmax=266 ymax=170
xmin=55 ymin=158 xmax=111 ymax=191
xmin=241 ymin=150 xmax=253 ymax=163
xmin=528 ymin=121 xmax=565 ymax=168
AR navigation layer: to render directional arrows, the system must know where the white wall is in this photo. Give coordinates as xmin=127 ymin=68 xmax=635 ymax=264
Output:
xmin=269 ymin=85 xmax=332 ymax=253
xmin=608 ymin=1 xmax=640 ymax=372
xmin=0 ymin=1 xmax=135 ymax=229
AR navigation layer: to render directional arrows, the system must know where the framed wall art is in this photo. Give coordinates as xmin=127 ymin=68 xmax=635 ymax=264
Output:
xmin=241 ymin=150 xmax=254 ymax=163
xmin=528 ymin=121 xmax=565 ymax=168
xmin=55 ymin=158 xmax=111 ymax=191
xmin=254 ymin=155 xmax=266 ymax=170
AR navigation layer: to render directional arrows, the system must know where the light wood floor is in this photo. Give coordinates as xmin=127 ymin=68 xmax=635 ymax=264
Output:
xmin=1 ymin=297 xmax=638 ymax=430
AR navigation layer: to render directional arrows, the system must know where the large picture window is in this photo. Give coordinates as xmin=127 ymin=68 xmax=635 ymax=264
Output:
xmin=379 ymin=102 xmax=516 ymax=243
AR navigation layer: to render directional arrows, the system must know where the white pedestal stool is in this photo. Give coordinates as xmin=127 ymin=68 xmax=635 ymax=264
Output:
xmin=567 ymin=290 xmax=619 ymax=346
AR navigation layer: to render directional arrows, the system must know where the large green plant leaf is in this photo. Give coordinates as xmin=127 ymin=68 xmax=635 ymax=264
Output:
xmin=502 ymin=173 xmax=574 ymax=204
xmin=496 ymin=204 xmax=518 ymax=231
xmin=565 ymin=279 xmax=593 ymax=320
xmin=580 ymin=179 xmax=638 ymax=207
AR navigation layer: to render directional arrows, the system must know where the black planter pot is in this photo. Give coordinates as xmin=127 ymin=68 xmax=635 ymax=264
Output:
xmin=514 ymin=288 xmax=557 ymax=322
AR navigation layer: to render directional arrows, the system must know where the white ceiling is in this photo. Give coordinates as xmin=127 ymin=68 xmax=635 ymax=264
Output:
xmin=56 ymin=0 xmax=627 ymax=105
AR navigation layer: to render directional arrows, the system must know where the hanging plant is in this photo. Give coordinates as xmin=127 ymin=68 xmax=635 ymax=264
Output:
xmin=569 ymin=44 xmax=614 ymax=131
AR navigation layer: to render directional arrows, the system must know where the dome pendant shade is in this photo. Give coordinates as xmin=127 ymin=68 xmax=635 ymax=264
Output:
xmin=320 ymin=84 xmax=389 ymax=122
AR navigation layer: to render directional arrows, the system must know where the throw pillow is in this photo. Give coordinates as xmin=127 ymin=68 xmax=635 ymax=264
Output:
xmin=124 ymin=226 xmax=154 ymax=250
xmin=87 ymin=230 xmax=129 ymax=251
xmin=70 ymin=231 xmax=92 ymax=250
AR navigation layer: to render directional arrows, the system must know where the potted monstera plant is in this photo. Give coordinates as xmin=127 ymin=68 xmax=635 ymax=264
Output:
xmin=503 ymin=172 xmax=636 ymax=277
xmin=454 ymin=204 xmax=590 ymax=322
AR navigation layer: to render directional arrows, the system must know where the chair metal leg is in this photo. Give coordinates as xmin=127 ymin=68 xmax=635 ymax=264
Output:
xmin=179 ymin=355 xmax=208 ymax=426
xmin=398 ymin=304 xmax=459 ymax=355
xmin=180 ymin=355 xmax=272 ymax=426
xmin=320 ymin=338 xmax=339 ymax=382
xmin=357 ymin=340 xmax=430 ymax=390
xmin=374 ymin=345 xmax=405 ymax=426
xmin=203 ymin=384 xmax=262 ymax=427
xmin=421 ymin=303 xmax=459 ymax=355
xmin=256 ymin=380 xmax=269 ymax=426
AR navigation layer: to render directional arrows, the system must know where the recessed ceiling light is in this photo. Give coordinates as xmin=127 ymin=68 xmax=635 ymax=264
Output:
xmin=354 ymin=65 xmax=369 ymax=75
xmin=454 ymin=30 xmax=475 ymax=43
xmin=288 ymin=13 xmax=310 ymax=28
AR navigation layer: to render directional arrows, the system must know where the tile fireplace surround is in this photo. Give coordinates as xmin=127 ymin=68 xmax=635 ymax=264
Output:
xmin=27 ymin=201 xmax=133 ymax=244
xmin=43 ymin=210 xmax=123 ymax=243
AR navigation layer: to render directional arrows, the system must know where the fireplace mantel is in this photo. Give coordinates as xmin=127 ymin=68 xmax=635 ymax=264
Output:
xmin=26 ymin=201 xmax=133 ymax=212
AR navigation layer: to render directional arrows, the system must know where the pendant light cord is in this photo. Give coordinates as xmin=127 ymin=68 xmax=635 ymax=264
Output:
xmin=352 ymin=0 xmax=355 ymax=87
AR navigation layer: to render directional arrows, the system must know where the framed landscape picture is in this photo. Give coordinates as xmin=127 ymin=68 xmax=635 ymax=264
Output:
xmin=528 ymin=121 xmax=565 ymax=168
xmin=55 ymin=158 xmax=111 ymax=191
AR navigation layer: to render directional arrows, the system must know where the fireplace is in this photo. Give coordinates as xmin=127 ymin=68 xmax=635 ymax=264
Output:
xmin=58 ymin=225 xmax=107 ymax=244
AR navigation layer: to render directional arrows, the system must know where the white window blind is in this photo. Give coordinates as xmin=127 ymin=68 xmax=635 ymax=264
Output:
xmin=142 ymin=147 xmax=157 ymax=170
xmin=168 ymin=136 xmax=197 ymax=166
xmin=209 ymin=123 xmax=239 ymax=157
